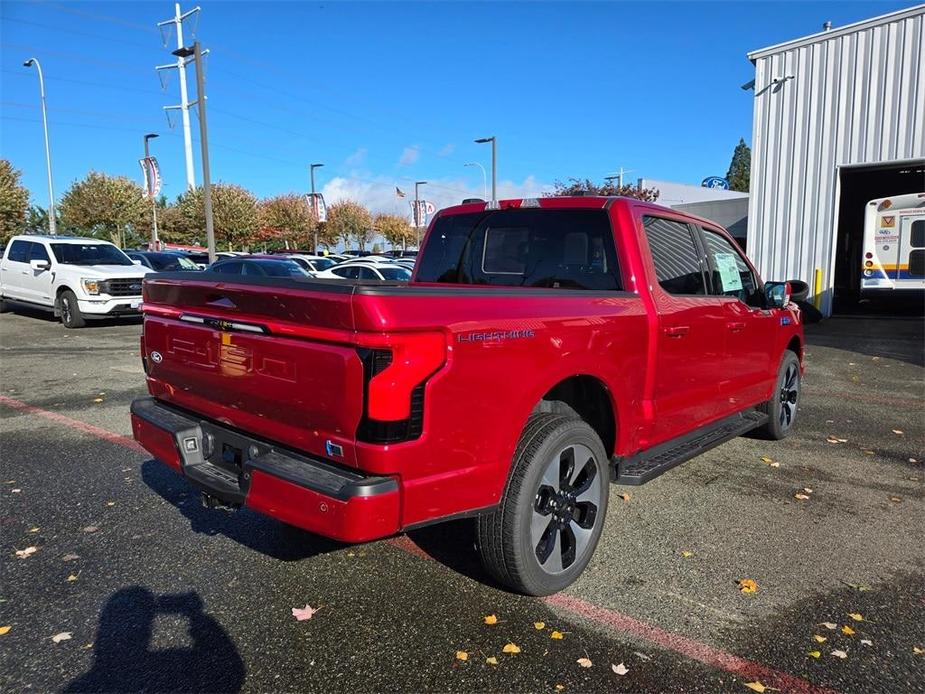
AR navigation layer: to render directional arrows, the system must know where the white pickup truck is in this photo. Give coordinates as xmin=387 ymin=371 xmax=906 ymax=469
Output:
xmin=0 ymin=235 xmax=151 ymax=328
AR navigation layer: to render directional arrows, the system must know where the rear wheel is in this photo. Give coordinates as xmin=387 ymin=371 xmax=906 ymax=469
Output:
xmin=759 ymin=351 xmax=801 ymax=440
xmin=477 ymin=413 xmax=609 ymax=596
xmin=58 ymin=290 xmax=86 ymax=329
xmin=0 ymin=297 xmax=9 ymax=313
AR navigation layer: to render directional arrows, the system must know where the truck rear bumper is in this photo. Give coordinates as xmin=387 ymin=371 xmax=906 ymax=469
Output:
xmin=130 ymin=397 xmax=400 ymax=543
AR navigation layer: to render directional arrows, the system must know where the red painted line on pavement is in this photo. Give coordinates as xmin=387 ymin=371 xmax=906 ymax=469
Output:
xmin=388 ymin=535 xmax=838 ymax=694
xmin=0 ymin=395 xmax=145 ymax=453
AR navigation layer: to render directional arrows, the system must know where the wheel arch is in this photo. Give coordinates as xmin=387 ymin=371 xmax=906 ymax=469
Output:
xmin=530 ymin=374 xmax=617 ymax=457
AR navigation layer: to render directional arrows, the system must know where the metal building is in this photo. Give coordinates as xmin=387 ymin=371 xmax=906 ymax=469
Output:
xmin=746 ymin=5 xmax=925 ymax=316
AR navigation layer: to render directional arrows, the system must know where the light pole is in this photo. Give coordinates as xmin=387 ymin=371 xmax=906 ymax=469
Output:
xmin=144 ymin=133 xmax=160 ymax=249
xmin=474 ymin=136 xmax=496 ymax=203
xmin=464 ymin=162 xmax=488 ymax=200
xmin=310 ymin=162 xmax=324 ymax=252
xmin=414 ymin=180 xmax=427 ymax=247
xmin=23 ymin=58 xmax=56 ymax=234
xmin=173 ymin=42 xmax=215 ymax=263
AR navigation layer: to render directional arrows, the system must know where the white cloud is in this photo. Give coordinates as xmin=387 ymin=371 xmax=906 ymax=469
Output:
xmin=398 ymin=146 xmax=420 ymax=166
xmin=345 ymin=148 xmax=367 ymax=167
xmin=437 ymin=143 xmax=456 ymax=157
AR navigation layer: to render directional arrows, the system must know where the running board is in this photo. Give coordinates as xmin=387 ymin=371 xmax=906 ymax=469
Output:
xmin=612 ymin=410 xmax=768 ymax=486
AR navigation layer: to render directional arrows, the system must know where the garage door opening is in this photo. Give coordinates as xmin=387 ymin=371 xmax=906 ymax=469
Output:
xmin=833 ymin=160 xmax=925 ymax=314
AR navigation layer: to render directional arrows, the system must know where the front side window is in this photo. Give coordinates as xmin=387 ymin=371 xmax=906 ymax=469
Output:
xmin=416 ymin=208 xmax=621 ymax=290
xmin=700 ymin=228 xmax=761 ymax=305
xmin=643 ymin=216 xmax=707 ymax=295
xmin=29 ymin=243 xmax=51 ymax=262
xmin=50 ymin=243 xmax=134 ymax=266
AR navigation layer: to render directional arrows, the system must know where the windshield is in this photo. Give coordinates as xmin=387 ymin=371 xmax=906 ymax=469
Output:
xmin=309 ymin=258 xmax=336 ymax=271
xmin=378 ymin=266 xmax=412 ymax=281
xmin=51 ymin=243 xmax=134 ymax=266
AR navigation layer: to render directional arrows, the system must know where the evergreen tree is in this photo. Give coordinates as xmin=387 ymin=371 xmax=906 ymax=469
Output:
xmin=726 ymin=138 xmax=751 ymax=192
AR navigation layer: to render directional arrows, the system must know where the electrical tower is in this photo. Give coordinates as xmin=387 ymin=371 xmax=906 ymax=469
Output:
xmin=155 ymin=3 xmax=201 ymax=191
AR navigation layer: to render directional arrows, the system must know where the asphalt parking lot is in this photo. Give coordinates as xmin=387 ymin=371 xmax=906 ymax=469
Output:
xmin=1 ymin=308 xmax=922 ymax=693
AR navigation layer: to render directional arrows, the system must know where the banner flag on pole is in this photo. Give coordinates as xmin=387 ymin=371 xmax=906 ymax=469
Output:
xmin=139 ymin=157 xmax=162 ymax=199
xmin=308 ymin=193 xmax=327 ymax=223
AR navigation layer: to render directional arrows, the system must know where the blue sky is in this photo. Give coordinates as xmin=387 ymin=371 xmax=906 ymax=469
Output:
xmin=1 ymin=1 xmax=914 ymax=214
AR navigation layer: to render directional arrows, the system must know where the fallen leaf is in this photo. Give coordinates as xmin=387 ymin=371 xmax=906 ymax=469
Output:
xmin=67 ymin=574 xmax=78 ymax=582
xmin=483 ymin=614 xmax=498 ymax=625
xmin=486 ymin=656 xmax=498 ymax=665
xmin=455 ymin=650 xmax=469 ymax=661
xmin=863 ymin=450 xmax=876 ymax=456
xmin=502 ymin=642 xmax=521 ymax=654
xmin=106 ymin=501 xmax=115 ymax=507
xmin=847 ymin=612 xmax=864 ymax=622
xmin=291 ymin=604 xmax=321 ymax=621
xmin=62 ymin=553 xmax=79 ymax=561
xmin=842 ymin=625 xmax=855 ymax=636
xmin=826 ymin=436 xmax=845 ymax=444
xmin=909 ymin=458 xmax=918 ymax=463
xmin=738 ymin=578 xmax=758 ymax=593
xmin=822 ymin=622 xmax=837 ymax=630
xmin=550 ymin=630 xmax=564 ymax=640
xmin=892 ymin=429 xmax=904 ymax=435
xmin=533 ymin=621 xmax=546 ymax=630
xmin=612 ymin=662 xmax=629 ymax=675
xmin=744 ymin=682 xmax=767 ymax=693
xmin=28 ymin=527 xmax=39 ymax=533
xmin=808 ymin=650 xmax=821 ymax=658
xmin=51 ymin=632 xmax=72 ymax=643
xmin=803 ymin=487 xmax=814 ymax=493
xmin=634 ymin=651 xmax=651 ymax=661
xmin=760 ymin=456 xmax=774 ymax=465
xmin=813 ymin=635 xmax=827 ymax=643
xmin=82 ymin=526 xmax=98 ymax=534
xmin=92 ymin=398 xmax=104 ymax=403
xmin=555 ymin=686 xmax=565 ymax=692
xmin=889 ymin=496 xmax=902 ymax=503
xmin=769 ymin=461 xmax=780 ymax=468
xmin=11 ymin=489 xmax=21 ymax=493
xmin=0 ymin=626 xmax=10 ymax=636
xmin=681 ymin=550 xmax=694 ymax=558
xmin=619 ymin=492 xmax=631 ymax=502
xmin=15 ymin=546 xmax=37 ymax=559
xmin=576 ymin=657 xmax=592 ymax=668
xmin=794 ymin=493 xmax=811 ymax=501
xmin=860 ymin=639 xmax=873 ymax=646
xmin=913 ymin=646 xmax=923 ymax=655
xmin=831 ymin=649 xmax=848 ymax=659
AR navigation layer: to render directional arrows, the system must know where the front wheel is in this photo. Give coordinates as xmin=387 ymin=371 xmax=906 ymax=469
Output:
xmin=759 ymin=351 xmax=801 ymax=440
xmin=58 ymin=290 xmax=86 ymax=329
xmin=477 ymin=413 xmax=610 ymax=596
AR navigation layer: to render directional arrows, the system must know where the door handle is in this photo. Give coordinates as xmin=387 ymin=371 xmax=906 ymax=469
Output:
xmin=727 ymin=321 xmax=746 ymax=332
xmin=664 ymin=325 xmax=690 ymax=338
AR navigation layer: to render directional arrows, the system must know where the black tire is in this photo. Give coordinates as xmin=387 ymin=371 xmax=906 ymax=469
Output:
xmin=477 ymin=413 xmax=610 ymax=596
xmin=58 ymin=289 xmax=86 ymax=329
xmin=0 ymin=297 xmax=9 ymax=313
xmin=758 ymin=351 xmax=801 ymax=440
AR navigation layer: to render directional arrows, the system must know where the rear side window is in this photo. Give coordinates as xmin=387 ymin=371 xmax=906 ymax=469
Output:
xmin=212 ymin=261 xmax=242 ymax=274
xmin=416 ymin=208 xmax=621 ymax=290
xmin=7 ymin=240 xmax=29 ymax=263
xmin=643 ymin=217 xmax=707 ymax=295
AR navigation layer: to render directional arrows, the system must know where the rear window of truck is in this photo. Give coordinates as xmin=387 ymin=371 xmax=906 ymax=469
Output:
xmin=416 ymin=208 xmax=621 ymax=290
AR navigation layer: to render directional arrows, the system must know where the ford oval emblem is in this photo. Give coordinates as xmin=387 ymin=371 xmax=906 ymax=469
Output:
xmin=150 ymin=351 xmax=163 ymax=364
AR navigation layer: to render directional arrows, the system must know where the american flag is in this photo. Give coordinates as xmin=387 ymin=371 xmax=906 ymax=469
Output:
xmin=395 ymin=186 xmax=406 ymax=198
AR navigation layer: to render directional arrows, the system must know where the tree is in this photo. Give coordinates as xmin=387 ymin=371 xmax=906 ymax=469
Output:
xmin=546 ymin=178 xmax=660 ymax=201
xmin=726 ymin=138 xmax=751 ymax=192
xmin=374 ymin=213 xmax=414 ymax=250
xmin=258 ymin=194 xmax=316 ymax=249
xmin=0 ymin=159 xmax=30 ymax=243
xmin=155 ymin=202 xmax=194 ymax=246
xmin=58 ymin=171 xmax=148 ymax=247
xmin=326 ymin=200 xmax=371 ymax=251
xmin=176 ymin=183 xmax=259 ymax=251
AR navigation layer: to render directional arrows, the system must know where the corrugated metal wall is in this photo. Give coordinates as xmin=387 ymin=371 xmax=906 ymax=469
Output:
xmin=747 ymin=6 xmax=925 ymax=315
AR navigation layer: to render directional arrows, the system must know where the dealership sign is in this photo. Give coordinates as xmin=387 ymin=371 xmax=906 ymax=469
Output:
xmin=308 ymin=193 xmax=327 ymax=223
xmin=139 ymin=157 xmax=161 ymax=199
xmin=701 ymin=176 xmax=730 ymax=190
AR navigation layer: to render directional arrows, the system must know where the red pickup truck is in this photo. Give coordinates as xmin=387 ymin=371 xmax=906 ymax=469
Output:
xmin=131 ymin=196 xmax=805 ymax=595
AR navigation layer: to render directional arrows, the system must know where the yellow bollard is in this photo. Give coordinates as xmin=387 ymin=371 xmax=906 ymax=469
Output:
xmin=813 ymin=268 xmax=823 ymax=310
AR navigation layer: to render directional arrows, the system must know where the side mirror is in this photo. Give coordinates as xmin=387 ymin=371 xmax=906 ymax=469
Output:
xmin=787 ymin=279 xmax=810 ymax=303
xmin=764 ymin=281 xmax=790 ymax=308
xmin=30 ymin=259 xmax=50 ymax=271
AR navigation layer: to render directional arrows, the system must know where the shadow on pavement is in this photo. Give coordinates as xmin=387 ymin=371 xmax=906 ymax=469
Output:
xmin=804 ymin=316 xmax=924 ymax=367
xmin=141 ymin=459 xmax=344 ymax=562
xmin=1 ymin=303 xmax=143 ymax=329
xmin=404 ymin=519 xmax=503 ymax=590
xmin=65 ymin=587 xmax=245 ymax=693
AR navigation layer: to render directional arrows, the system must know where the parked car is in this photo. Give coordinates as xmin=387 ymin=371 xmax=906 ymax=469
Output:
xmin=314 ymin=262 xmax=412 ymax=281
xmin=208 ymin=257 xmax=311 ymax=278
xmin=131 ymin=196 xmax=805 ymax=595
xmin=126 ymin=251 xmax=201 ymax=272
xmin=0 ymin=235 xmax=151 ymax=328
xmin=385 ymin=249 xmax=419 ymax=259
xmin=285 ymin=254 xmax=338 ymax=275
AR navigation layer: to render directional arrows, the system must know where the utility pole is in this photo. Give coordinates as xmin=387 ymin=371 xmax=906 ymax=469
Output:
xmin=474 ymin=136 xmax=497 ymax=203
xmin=310 ymin=163 xmax=324 ymax=252
xmin=174 ymin=41 xmax=214 ymax=263
xmin=414 ymin=181 xmax=427 ymax=247
xmin=144 ymin=133 xmax=159 ymax=249
xmin=23 ymin=58 xmax=56 ymax=234
xmin=157 ymin=4 xmax=201 ymax=190
xmin=605 ymin=167 xmax=634 ymax=189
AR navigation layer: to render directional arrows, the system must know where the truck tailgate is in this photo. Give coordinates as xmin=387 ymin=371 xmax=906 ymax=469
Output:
xmin=141 ymin=276 xmax=365 ymax=465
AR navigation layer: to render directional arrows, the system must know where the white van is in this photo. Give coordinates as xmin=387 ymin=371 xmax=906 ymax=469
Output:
xmin=860 ymin=192 xmax=925 ymax=296
xmin=0 ymin=235 xmax=151 ymax=328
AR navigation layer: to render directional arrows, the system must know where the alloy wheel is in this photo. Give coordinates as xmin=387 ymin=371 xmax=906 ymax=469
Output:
xmin=779 ymin=362 xmax=799 ymax=429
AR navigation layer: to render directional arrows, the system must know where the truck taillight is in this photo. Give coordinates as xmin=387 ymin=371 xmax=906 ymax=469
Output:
xmin=356 ymin=333 xmax=445 ymax=444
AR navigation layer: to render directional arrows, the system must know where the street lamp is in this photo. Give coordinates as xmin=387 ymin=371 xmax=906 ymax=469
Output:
xmin=414 ymin=181 xmax=427 ymax=247
xmin=310 ymin=163 xmax=324 ymax=252
xmin=144 ymin=133 xmax=159 ymax=249
xmin=173 ymin=42 xmax=215 ymax=262
xmin=474 ymin=136 xmax=496 ymax=204
xmin=23 ymin=58 xmax=56 ymax=234
xmin=464 ymin=162 xmax=488 ymax=201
